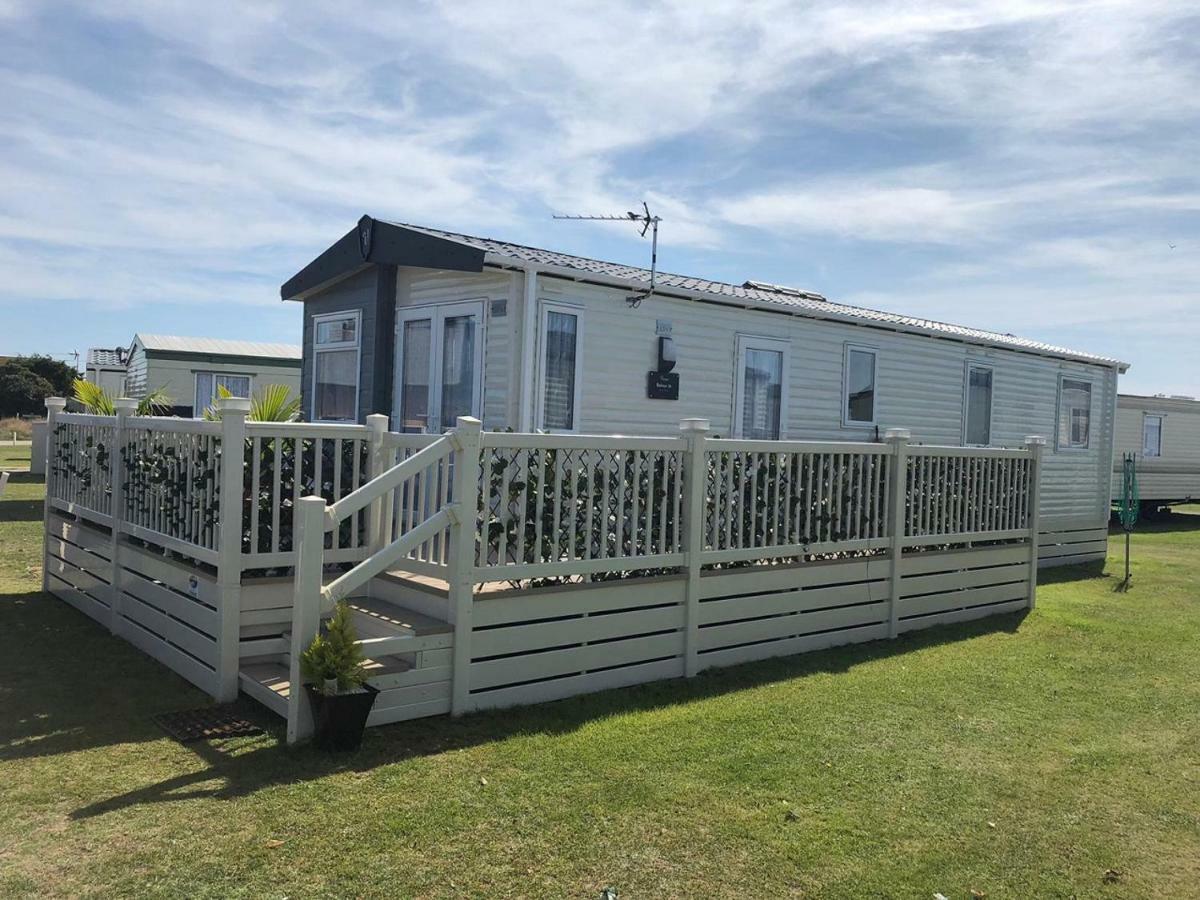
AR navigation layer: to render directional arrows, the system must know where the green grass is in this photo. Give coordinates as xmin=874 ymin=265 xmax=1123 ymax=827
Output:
xmin=2 ymin=483 xmax=1198 ymax=898
xmin=0 ymin=442 xmax=31 ymax=469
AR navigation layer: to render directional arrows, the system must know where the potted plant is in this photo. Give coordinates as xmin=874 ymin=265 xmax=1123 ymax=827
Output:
xmin=299 ymin=601 xmax=378 ymax=751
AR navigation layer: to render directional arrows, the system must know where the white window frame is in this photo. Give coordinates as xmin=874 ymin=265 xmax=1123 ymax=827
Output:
xmin=193 ymin=371 xmax=252 ymax=414
xmin=732 ymin=334 xmax=790 ymax=440
xmin=311 ymin=309 xmax=362 ymax=423
xmin=535 ymin=300 xmax=585 ymax=434
xmin=841 ymin=343 xmax=878 ymax=428
xmin=1055 ymin=375 xmax=1093 ymax=452
xmin=392 ymin=299 xmax=487 ymax=433
xmin=961 ymin=361 xmax=995 ymax=447
xmin=1142 ymin=412 xmax=1164 ymax=458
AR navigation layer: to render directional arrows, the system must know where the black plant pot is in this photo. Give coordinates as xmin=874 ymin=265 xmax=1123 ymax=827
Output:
xmin=303 ymin=683 xmax=379 ymax=751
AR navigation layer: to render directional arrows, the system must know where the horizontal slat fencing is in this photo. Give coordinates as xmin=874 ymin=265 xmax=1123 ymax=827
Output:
xmin=122 ymin=417 xmax=223 ymax=563
xmin=476 ymin=433 xmax=688 ymax=581
xmin=904 ymin=446 xmax=1031 ymax=547
xmin=702 ymin=440 xmax=892 ymax=563
xmin=380 ymin=433 xmax=451 ymax=576
xmin=242 ymin=422 xmax=375 ymax=569
xmin=47 ymin=413 xmax=116 ymax=524
xmin=466 ymin=576 xmax=687 ymax=712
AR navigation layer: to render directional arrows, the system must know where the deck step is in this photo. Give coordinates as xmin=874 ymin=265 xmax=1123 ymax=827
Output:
xmin=239 ymin=662 xmax=290 ymax=718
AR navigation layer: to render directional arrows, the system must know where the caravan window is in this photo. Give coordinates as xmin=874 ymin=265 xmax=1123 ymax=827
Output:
xmin=1057 ymin=378 xmax=1092 ymax=449
xmin=194 ymin=372 xmax=250 ymax=414
xmin=312 ymin=310 xmax=361 ymax=422
xmin=964 ymin=364 xmax=993 ymax=446
xmin=1143 ymin=414 xmax=1163 ymax=458
xmin=734 ymin=335 xmax=789 ymax=440
xmin=843 ymin=344 xmax=877 ymax=425
xmin=537 ymin=305 xmax=582 ymax=432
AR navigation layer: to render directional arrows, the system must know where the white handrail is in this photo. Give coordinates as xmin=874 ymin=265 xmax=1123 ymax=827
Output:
xmin=322 ymin=505 xmax=457 ymax=605
xmin=323 ymin=434 xmax=455 ymax=531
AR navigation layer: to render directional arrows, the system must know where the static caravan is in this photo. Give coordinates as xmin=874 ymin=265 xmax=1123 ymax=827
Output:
xmin=84 ymin=347 xmax=128 ymax=396
xmin=124 ymin=334 xmax=303 ymax=416
xmin=1113 ymin=393 xmax=1200 ymax=510
xmin=282 ymin=215 xmax=1128 ymax=568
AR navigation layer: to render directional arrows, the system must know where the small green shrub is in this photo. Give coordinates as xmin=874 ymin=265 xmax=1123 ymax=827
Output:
xmin=299 ymin=602 xmax=367 ymax=693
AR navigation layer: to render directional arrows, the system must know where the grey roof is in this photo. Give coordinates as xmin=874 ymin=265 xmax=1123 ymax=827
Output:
xmin=135 ymin=334 xmax=302 ymax=360
xmin=86 ymin=347 xmax=127 ymax=368
xmin=390 ymin=220 xmax=1128 ymax=370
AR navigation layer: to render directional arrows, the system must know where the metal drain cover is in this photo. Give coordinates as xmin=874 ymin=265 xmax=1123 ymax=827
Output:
xmin=152 ymin=705 xmax=264 ymax=742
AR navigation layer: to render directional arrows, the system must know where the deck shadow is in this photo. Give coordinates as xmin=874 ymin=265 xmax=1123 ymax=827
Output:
xmin=68 ymin=607 xmax=1030 ymax=820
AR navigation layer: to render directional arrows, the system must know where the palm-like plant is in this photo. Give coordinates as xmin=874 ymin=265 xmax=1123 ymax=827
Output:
xmin=203 ymin=383 xmax=301 ymax=422
xmin=72 ymin=379 xmax=172 ymax=416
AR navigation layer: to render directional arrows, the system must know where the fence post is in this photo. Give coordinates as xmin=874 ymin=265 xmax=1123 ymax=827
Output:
xmin=884 ymin=428 xmax=911 ymax=639
xmin=41 ymin=397 xmax=67 ymax=595
xmin=1024 ymin=435 xmax=1046 ymax=609
xmin=365 ymin=413 xmax=389 ymax=553
xmin=449 ymin=416 xmax=483 ymax=716
xmin=287 ymin=495 xmax=326 ymax=744
xmin=215 ymin=396 xmax=251 ymax=703
xmin=107 ymin=398 xmax=137 ymax=635
xmin=680 ymin=417 xmax=710 ymax=677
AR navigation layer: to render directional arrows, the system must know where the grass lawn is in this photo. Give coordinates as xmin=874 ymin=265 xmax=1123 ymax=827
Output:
xmin=0 ymin=442 xmax=31 ymax=469
xmin=2 ymin=481 xmax=1198 ymax=898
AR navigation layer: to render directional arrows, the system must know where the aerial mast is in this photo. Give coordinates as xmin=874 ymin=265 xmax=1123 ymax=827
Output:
xmin=553 ymin=202 xmax=661 ymax=307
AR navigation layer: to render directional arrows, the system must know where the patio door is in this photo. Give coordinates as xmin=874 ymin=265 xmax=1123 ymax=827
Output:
xmin=394 ymin=301 xmax=485 ymax=433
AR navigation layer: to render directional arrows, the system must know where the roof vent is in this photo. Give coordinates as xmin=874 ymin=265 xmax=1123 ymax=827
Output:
xmin=743 ymin=280 xmax=826 ymax=301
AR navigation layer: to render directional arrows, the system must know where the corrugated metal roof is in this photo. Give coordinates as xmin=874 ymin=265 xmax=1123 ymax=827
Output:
xmin=388 ymin=220 xmax=1128 ymax=370
xmin=135 ymin=334 xmax=302 ymax=360
xmin=86 ymin=347 xmax=127 ymax=368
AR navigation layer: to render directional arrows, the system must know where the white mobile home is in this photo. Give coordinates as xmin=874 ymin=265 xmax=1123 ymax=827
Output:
xmin=84 ymin=347 xmax=128 ymax=396
xmin=283 ymin=216 xmax=1128 ymax=567
xmin=124 ymin=334 xmax=302 ymax=416
xmin=1112 ymin=393 xmax=1200 ymax=510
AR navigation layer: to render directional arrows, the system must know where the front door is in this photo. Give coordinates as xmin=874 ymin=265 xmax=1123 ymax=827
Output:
xmin=394 ymin=301 xmax=485 ymax=433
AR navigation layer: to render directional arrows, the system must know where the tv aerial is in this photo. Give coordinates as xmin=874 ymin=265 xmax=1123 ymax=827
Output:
xmin=553 ymin=202 xmax=661 ymax=307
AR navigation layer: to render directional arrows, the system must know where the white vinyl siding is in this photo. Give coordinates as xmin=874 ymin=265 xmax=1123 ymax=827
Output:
xmin=964 ymin=363 xmax=994 ymax=446
xmin=1112 ymin=396 xmax=1200 ymax=503
xmin=312 ymin=310 xmax=361 ymax=423
xmin=842 ymin=344 xmax=877 ymax=426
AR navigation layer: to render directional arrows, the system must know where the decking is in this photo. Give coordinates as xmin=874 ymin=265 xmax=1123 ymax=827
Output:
xmin=41 ymin=398 xmax=1050 ymax=744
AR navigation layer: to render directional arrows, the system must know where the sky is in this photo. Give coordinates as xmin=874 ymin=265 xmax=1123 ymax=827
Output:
xmin=1 ymin=0 xmax=1197 ymax=395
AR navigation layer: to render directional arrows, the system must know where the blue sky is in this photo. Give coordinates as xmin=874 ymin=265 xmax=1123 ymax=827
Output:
xmin=1 ymin=0 xmax=1197 ymax=395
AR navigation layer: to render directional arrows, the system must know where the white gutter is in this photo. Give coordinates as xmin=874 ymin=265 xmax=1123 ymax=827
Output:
xmin=518 ymin=266 xmax=538 ymax=431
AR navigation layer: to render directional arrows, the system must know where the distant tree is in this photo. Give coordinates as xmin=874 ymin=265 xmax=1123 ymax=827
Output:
xmin=0 ymin=365 xmax=54 ymax=417
xmin=7 ymin=355 xmax=77 ymax=395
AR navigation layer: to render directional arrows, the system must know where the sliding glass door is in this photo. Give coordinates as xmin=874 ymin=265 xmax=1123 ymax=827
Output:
xmin=394 ymin=301 xmax=484 ymax=433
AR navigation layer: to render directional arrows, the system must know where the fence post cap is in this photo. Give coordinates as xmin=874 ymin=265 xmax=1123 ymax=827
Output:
xmin=883 ymin=427 xmax=911 ymax=442
xmin=215 ymin=396 xmax=252 ymax=416
xmin=1024 ymin=435 xmax=1048 ymax=447
xmin=365 ymin=413 xmax=389 ymax=432
xmin=113 ymin=397 xmax=138 ymax=414
xmin=45 ymin=396 xmax=67 ymax=411
xmin=679 ymin=417 xmax=710 ymax=433
xmin=455 ymin=415 xmax=482 ymax=432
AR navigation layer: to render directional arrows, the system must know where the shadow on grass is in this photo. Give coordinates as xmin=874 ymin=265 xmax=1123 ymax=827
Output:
xmin=62 ymin=604 xmax=1034 ymax=821
xmin=0 ymin=498 xmax=43 ymax=522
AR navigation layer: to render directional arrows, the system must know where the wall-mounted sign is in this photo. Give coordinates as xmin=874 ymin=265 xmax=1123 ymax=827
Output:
xmin=655 ymin=319 xmax=673 ymax=336
xmin=647 ymin=371 xmax=680 ymax=400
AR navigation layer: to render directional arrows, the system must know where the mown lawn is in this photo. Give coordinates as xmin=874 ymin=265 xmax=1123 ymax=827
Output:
xmin=2 ymin=478 xmax=1198 ymax=898
xmin=0 ymin=442 xmax=31 ymax=469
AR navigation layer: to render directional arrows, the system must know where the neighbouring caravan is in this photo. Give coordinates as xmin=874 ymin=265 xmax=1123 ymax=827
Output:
xmin=282 ymin=215 xmax=1129 ymax=567
xmin=1113 ymin=393 xmax=1200 ymax=511
xmin=84 ymin=347 xmax=128 ymax=396
xmin=123 ymin=334 xmax=303 ymax=416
